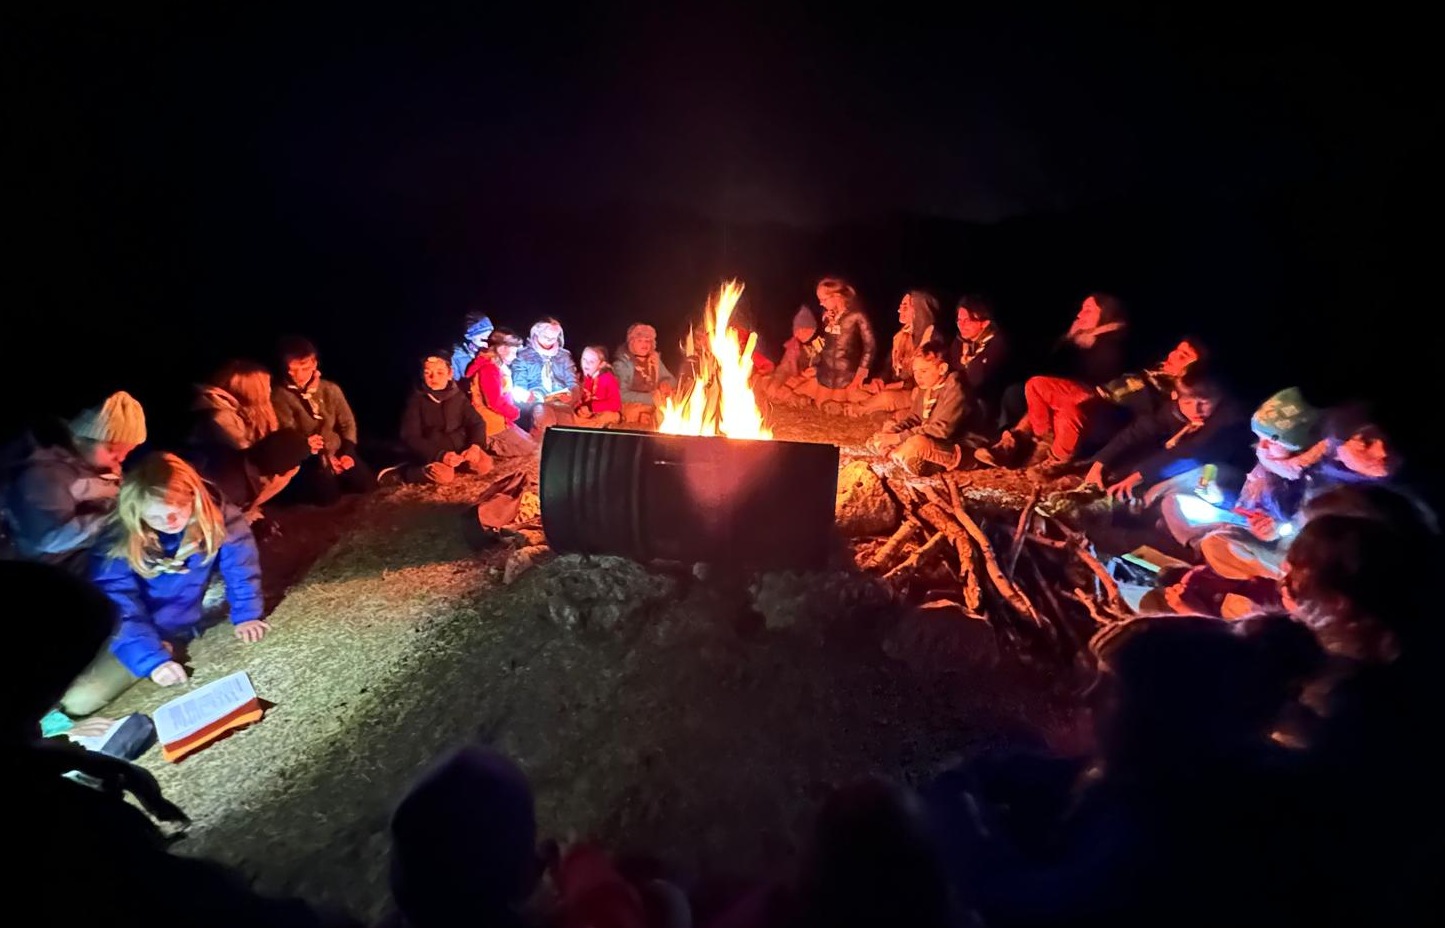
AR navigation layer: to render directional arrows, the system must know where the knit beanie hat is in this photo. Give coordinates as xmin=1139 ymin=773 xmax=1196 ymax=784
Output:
xmin=464 ymin=314 xmax=495 ymax=341
xmin=1251 ymin=387 xmax=1321 ymax=451
xmin=792 ymin=306 xmax=819 ymax=331
xmin=70 ymin=391 xmax=147 ymax=446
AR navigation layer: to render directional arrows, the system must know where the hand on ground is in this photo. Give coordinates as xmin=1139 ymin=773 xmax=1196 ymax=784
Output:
xmin=150 ymin=661 xmax=189 ymax=686
xmin=234 ymin=619 xmax=271 ymax=644
xmin=1081 ymin=461 xmax=1107 ymax=490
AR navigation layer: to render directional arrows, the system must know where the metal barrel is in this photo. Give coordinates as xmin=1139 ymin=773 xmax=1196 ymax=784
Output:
xmin=540 ymin=427 xmax=839 ymax=569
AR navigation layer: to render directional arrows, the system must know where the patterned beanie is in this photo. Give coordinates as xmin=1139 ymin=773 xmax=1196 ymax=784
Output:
xmin=792 ymin=306 xmax=818 ymax=331
xmin=70 ymin=391 xmax=147 ymax=446
xmin=1251 ymin=387 xmax=1321 ymax=451
xmin=464 ymin=314 xmax=494 ymax=341
xmin=626 ymin=323 xmax=657 ymax=342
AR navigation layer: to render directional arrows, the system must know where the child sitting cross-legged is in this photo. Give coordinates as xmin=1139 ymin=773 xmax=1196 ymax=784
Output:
xmin=866 ymin=340 xmax=968 ymax=475
xmin=64 ymin=453 xmax=268 ymax=715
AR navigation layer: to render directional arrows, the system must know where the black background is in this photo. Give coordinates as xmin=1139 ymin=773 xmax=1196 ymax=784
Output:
xmin=6 ymin=6 xmax=1439 ymax=475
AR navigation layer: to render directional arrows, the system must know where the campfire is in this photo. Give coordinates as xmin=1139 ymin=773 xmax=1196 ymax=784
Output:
xmin=658 ymin=280 xmax=772 ymax=441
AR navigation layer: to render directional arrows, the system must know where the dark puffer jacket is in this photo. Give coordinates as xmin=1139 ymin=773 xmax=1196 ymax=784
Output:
xmin=400 ymin=381 xmax=488 ymax=463
xmin=814 ymin=306 xmax=878 ymax=389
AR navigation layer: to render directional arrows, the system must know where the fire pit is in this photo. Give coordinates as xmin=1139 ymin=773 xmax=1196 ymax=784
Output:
xmin=540 ymin=428 xmax=838 ymax=569
xmin=541 ymin=281 xmax=840 ymax=570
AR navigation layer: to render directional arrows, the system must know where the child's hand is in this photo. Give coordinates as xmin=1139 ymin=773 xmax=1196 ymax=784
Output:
xmin=1081 ymin=461 xmax=1107 ymax=490
xmin=234 ymin=620 xmax=271 ymax=643
xmin=150 ymin=661 xmax=189 ymax=686
xmin=335 ymin=455 xmax=356 ymax=472
xmin=307 ymin=434 xmax=326 ymax=453
xmin=1244 ymin=509 xmax=1280 ymax=541
xmin=1107 ymin=471 xmax=1145 ymax=502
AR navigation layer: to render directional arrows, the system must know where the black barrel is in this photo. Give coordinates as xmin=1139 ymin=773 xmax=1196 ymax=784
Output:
xmin=541 ymin=427 xmax=840 ymax=569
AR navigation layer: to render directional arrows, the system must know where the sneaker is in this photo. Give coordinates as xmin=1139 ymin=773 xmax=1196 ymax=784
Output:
xmin=376 ymin=465 xmax=403 ymax=487
xmin=974 ymin=430 xmax=1029 ymax=468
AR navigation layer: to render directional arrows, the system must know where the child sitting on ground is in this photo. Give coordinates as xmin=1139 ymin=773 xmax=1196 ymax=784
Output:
xmin=394 ymin=354 xmax=492 ymax=485
xmin=766 ymin=307 xmax=825 ymax=407
xmin=69 ymin=453 xmax=268 ymax=714
xmin=574 ymin=346 xmax=623 ymax=427
xmin=272 ymin=336 xmax=375 ymax=503
xmin=866 ymin=341 xmax=967 ymax=475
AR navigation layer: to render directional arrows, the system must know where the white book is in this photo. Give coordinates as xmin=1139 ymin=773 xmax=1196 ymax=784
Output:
xmin=153 ymin=671 xmax=262 ymax=759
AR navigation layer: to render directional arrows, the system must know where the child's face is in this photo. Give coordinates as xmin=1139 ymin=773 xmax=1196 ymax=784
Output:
xmin=497 ymin=345 xmax=518 ymax=365
xmin=1337 ymin=430 xmax=1393 ymax=478
xmin=581 ymin=349 xmax=603 ymax=377
xmin=1161 ymin=340 xmax=1200 ymax=378
xmin=627 ymin=331 xmax=655 ymax=358
xmin=286 ymin=354 xmax=318 ymax=388
xmin=912 ymin=356 xmax=949 ymax=390
xmin=1075 ymin=296 xmax=1102 ymax=329
xmin=82 ymin=440 xmax=138 ymax=474
xmin=1175 ymin=386 xmax=1217 ymax=424
xmin=422 ymin=358 xmax=452 ymax=390
xmin=956 ymin=310 xmax=988 ymax=341
xmin=897 ymin=295 xmax=914 ymax=325
xmin=1255 ymin=435 xmax=1293 ymax=462
xmin=142 ymin=489 xmax=193 ymax=534
xmin=794 ymin=325 xmax=816 ymax=343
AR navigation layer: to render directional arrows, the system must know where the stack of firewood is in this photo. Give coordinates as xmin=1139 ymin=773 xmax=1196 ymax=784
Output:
xmin=864 ymin=470 xmax=1136 ymax=673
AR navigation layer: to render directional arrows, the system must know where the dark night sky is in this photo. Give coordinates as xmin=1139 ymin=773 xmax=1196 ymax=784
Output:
xmin=6 ymin=6 xmax=1439 ymax=448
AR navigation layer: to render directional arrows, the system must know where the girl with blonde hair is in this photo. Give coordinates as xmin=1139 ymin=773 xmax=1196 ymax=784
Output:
xmin=192 ymin=359 xmax=309 ymax=525
xmin=64 ymin=453 xmax=268 ymax=712
xmin=790 ymin=277 xmax=878 ymax=413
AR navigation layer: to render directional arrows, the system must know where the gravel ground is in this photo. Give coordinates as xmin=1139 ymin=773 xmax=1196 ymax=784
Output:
xmin=99 ymin=412 xmax=1078 ymax=923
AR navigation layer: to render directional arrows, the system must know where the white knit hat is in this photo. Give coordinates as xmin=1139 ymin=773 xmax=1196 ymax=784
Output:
xmin=70 ymin=391 xmax=147 ymax=445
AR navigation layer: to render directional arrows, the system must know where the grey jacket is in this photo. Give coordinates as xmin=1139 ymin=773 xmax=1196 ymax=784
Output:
xmin=884 ymin=373 xmax=969 ymax=442
xmin=0 ymin=434 xmax=119 ymax=570
xmin=272 ymin=376 xmax=358 ymax=455
xmin=611 ymin=350 xmax=677 ymax=404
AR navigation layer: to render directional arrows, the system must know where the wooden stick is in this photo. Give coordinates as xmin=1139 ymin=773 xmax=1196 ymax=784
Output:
xmin=1006 ymin=488 xmax=1042 ymax=580
xmin=1039 ymin=513 xmax=1128 ymax=615
xmin=939 ymin=481 xmax=983 ymax=612
xmin=884 ymin=530 xmax=948 ymax=580
xmin=1024 ymin=533 xmax=1070 ymax=551
xmin=1064 ymin=587 xmax=1122 ymax=627
xmin=867 ymin=519 xmax=921 ymax=571
xmin=947 ymin=497 xmax=1045 ymax=627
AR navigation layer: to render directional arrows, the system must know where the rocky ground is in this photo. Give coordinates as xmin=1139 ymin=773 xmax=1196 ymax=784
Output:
xmin=100 ymin=410 xmax=1088 ymax=923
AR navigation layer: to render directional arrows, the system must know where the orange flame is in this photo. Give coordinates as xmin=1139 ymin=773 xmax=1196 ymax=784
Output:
xmin=658 ymin=281 xmax=772 ymax=440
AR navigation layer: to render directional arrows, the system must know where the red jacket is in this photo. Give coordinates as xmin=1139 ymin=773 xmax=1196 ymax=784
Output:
xmin=465 ymin=354 xmax=520 ymax=425
xmin=580 ymin=370 xmax=622 ymax=415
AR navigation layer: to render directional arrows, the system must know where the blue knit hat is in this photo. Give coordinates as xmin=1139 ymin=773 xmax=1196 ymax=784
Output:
xmin=1251 ymin=387 xmax=1322 ymax=451
xmin=464 ymin=314 xmax=495 ymax=341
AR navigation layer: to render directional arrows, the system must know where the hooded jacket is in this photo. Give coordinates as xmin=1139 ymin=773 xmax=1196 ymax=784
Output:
xmin=0 ymin=430 xmax=119 ymax=570
xmin=400 ymin=381 xmax=489 ymax=463
xmin=466 ymin=352 xmax=522 ymax=432
xmin=512 ymin=344 xmax=579 ymax=402
xmin=611 ymin=350 xmax=677 ymax=404
xmin=191 ymin=386 xmax=262 ymax=451
xmin=815 ymin=305 xmax=878 ymax=389
xmin=91 ymin=504 xmax=263 ymax=678
xmin=272 ymin=374 xmax=359 ymax=456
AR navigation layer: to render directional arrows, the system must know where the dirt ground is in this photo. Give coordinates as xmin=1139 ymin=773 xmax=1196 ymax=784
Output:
xmin=99 ymin=411 xmax=1083 ymax=923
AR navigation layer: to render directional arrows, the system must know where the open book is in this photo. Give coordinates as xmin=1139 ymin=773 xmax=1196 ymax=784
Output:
xmin=153 ymin=671 xmax=264 ymax=762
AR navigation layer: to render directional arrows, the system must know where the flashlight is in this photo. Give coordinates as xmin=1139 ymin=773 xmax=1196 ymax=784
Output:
xmin=510 ymin=386 xmax=531 ymax=403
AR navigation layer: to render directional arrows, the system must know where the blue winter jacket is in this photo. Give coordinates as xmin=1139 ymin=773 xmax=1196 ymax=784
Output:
xmin=511 ymin=345 xmax=579 ymax=401
xmin=90 ymin=505 xmax=264 ymax=677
